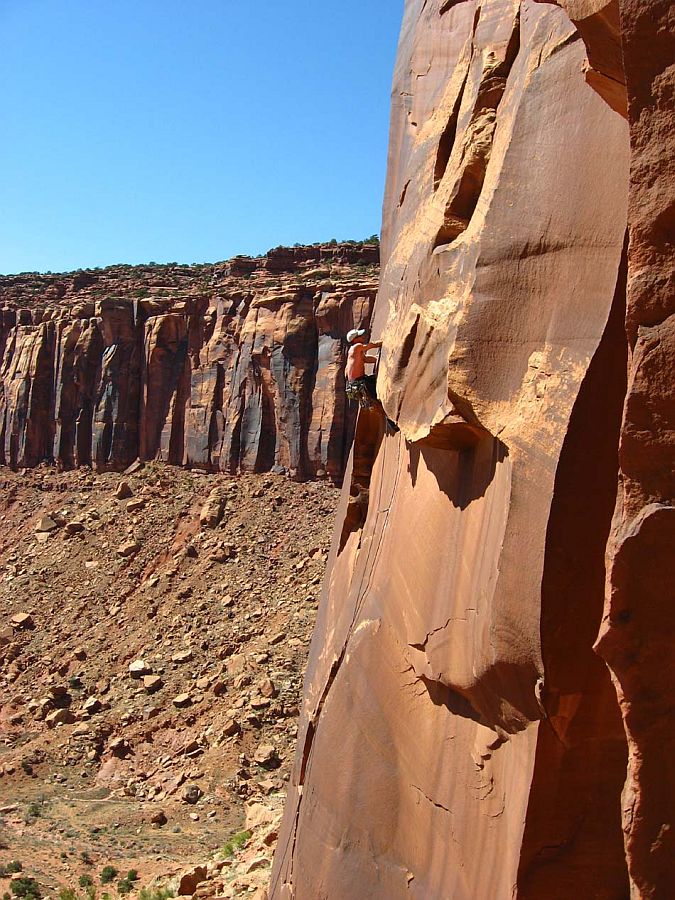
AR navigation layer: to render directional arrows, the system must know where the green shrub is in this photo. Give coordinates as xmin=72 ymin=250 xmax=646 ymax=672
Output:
xmin=221 ymin=829 xmax=252 ymax=858
xmin=99 ymin=868 xmax=117 ymax=886
xmin=9 ymin=877 xmax=40 ymax=899
xmin=116 ymin=882 xmax=131 ymax=896
xmin=137 ymin=887 xmax=174 ymax=900
xmin=0 ymin=863 xmax=22 ymax=877
xmin=125 ymin=873 xmax=138 ymax=884
xmin=78 ymin=876 xmax=93 ymax=888
xmin=58 ymin=889 xmax=78 ymax=900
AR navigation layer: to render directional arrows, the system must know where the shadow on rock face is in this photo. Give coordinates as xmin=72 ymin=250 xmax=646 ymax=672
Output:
xmin=338 ymin=405 xmax=386 ymax=553
xmin=409 ymin=432 xmax=508 ymax=510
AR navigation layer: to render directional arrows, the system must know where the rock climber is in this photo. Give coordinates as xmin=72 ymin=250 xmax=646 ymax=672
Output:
xmin=345 ymin=328 xmax=398 ymax=434
xmin=345 ymin=328 xmax=382 ymax=408
xmin=344 ymin=330 xmax=399 ymax=434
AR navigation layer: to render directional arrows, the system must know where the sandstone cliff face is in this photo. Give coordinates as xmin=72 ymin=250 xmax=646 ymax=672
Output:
xmin=595 ymin=0 xmax=675 ymax=894
xmin=272 ymin=2 xmax=672 ymax=897
xmin=0 ymin=244 xmax=377 ymax=481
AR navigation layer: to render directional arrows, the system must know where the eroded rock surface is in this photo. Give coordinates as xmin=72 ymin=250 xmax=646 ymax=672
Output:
xmin=0 ymin=243 xmax=378 ymax=481
xmin=595 ymin=0 xmax=675 ymax=894
xmin=272 ymin=1 xmax=672 ymax=898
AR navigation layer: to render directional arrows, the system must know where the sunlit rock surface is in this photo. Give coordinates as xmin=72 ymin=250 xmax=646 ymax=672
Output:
xmin=0 ymin=244 xmax=377 ymax=481
xmin=272 ymin=1 xmax=672 ymax=897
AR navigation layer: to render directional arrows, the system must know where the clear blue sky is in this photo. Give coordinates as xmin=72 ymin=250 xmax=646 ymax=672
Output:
xmin=0 ymin=0 xmax=402 ymax=274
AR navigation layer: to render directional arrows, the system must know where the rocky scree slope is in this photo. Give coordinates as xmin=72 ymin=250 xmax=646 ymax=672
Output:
xmin=0 ymin=243 xmax=378 ymax=481
xmin=0 ymin=463 xmax=338 ymax=898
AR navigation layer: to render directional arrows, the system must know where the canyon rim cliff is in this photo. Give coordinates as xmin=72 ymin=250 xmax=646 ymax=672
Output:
xmin=0 ymin=244 xmax=378 ymax=483
xmin=271 ymin=1 xmax=674 ymax=899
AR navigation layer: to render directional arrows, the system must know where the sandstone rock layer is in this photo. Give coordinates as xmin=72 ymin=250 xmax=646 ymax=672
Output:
xmin=595 ymin=0 xmax=675 ymax=894
xmin=0 ymin=245 xmax=378 ymax=481
xmin=272 ymin=1 xmax=672 ymax=897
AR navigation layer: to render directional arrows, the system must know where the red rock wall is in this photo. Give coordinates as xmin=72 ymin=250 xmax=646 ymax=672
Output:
xmin=273 ymin=0 xmax=672 ymax=897
xmin=0 ymin=249 xmax=377 ymax=481
xmin=595 ymin=0 xmax=675 ymax=894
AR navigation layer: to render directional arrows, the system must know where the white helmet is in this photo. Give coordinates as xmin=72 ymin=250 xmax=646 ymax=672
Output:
xmin=346 ymin=328 xmax=367 ymax=343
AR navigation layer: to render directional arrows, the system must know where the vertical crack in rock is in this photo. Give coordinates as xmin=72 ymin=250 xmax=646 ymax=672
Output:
xmin=338 ymin=408 xmax=386 ymax=552
xmin=273 ymin=430 xmax=401 ymax=894
xmin=433 ymin=67 xmax=471 ymax=190
xmin=517 ymin=243 xmax=630 ymax=899
xmin=398 ymin=179 xmax=410 ymax=207
xmin=206 ymin=361 xmax=224 ymax=467
xmin=255 ymin=345 xmax=278 ymax=472
xmin=433 ymin=6 xmax=521 ymax=250
xmin=276 ymin=639 xmax=360 ymax=894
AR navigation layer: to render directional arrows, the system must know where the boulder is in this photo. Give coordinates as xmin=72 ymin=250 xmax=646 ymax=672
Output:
xmin=181 ymin=783 xmax=203 ymax=804
xmin=173 ymin=693 xmax=192 ymax=708
xmin=10 ymin=612 xmax=33 ymax=629
xmin=115 ymin=480 xmax=133 ymax=500
xmin=143 ymin=674 xmax=163 ymax=693
xmin=45 ymin=708 xmax=75 ymax=727
xmin=35 ymin=516 xmax=59 ymax=533
xmin=65 ymin=521 xmax=85 ymax=535
xmin=117 ymin=540 xmax=140 ymax=558
xmin=199 ymin=488 xmax=224 ymax=528
xmin=252 ymin=744 xmax=277 ymax=767
xmin=128 ymin=659 xmax=151 ymax=678
xmin=177 ymin=865 xmax=207 ymax=896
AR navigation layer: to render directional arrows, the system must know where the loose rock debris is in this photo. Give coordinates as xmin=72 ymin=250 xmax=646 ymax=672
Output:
xmin=0 ymin=463 xmax=337 ymax=898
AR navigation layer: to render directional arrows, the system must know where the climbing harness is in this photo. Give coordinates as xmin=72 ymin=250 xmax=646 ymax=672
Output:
xmin=345 ymin=375 xmax=377 ymax=409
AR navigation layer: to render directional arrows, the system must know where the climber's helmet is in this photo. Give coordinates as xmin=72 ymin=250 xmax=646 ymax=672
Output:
xmin=346 ymin=328 xmax=367 ymax=344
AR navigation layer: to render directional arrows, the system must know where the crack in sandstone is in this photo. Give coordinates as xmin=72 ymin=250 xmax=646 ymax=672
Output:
xmin=433 ymin=5 xmax=521 ymax=250
xmin=412 ymin=784 xmax=453 ymax=814
xmin=275 ymin=434 xmax=404 ymax=889
xmin=409 ymin=612 xmax=471 ymax=652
